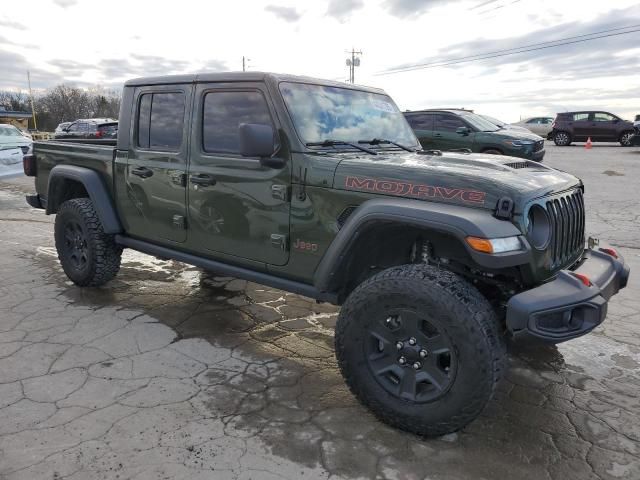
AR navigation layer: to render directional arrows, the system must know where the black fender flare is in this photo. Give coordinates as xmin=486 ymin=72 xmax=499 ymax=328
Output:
xmin=46 ymin=164 xmax=123 ymax=234
xmin=313 ymin=198 xmax=530 ymax=293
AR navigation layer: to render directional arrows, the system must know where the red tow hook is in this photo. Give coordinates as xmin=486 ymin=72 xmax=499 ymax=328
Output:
xmin=572 ymin=273 xmax=591 ymax=287
xmin=599 ymin=247 xmax=618 ymax=259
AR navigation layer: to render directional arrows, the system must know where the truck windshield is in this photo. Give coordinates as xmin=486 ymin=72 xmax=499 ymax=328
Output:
xmin=279 ymin=82 xmax=419 ymax=149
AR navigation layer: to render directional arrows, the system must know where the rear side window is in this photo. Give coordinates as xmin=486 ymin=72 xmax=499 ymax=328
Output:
xmin=405 ymin=114 xmax=434 ymax=130
xmin=137 ymin=92 xmax=185 ymax=151
xmin=573 ymin=113 xmax=589 ymax=121
xmin=434 ymin=114 xmax=467 ymax=132
xmin=202 ymin=90 xmax=273 ymax=154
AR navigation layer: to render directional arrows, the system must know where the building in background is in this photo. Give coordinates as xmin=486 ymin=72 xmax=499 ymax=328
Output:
xmin=0 ymin=107 xmax=32 ymax=130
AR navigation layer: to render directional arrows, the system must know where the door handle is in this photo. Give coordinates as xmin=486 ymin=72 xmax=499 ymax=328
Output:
xmin=434 ymin=133 xmax=443 ymax=138
xmin=131 ymin=166 xmax=153 ymax=178
xmin=190 ymin=174 xmax=216 ymax=186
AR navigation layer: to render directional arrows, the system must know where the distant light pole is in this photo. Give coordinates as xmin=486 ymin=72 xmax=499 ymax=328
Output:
xmin=345 ymin=48 xmax=362 ymax=84
xmin=26 ymin=70 xmax=37 ymax=131
xmin=242 ymin=56 xmax=252 ymax=72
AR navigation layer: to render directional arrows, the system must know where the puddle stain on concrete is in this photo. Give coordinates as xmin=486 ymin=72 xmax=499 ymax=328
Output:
xmin=13 ymin=243 xmax=639 ymax=479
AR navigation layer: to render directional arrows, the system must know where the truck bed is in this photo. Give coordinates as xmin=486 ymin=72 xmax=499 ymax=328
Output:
xmin=33 ymin=140 xmax=117 ymax=198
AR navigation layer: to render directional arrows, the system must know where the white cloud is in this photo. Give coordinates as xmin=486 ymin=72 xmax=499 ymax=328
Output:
xmin=0 ymin=0 xmax=639 ymax=121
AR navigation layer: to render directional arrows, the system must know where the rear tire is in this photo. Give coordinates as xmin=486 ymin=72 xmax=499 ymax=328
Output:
xmin=54 ymin=198 xmax=122 ymax=287
xmin=335 ymin=264 xmax=506 ymax=437
xmin=554 ymin=131 xmax=571 ymax=146
xmin=620 ymin=131 xmax=634 ymax=147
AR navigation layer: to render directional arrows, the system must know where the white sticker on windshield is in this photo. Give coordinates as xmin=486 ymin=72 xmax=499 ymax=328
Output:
xmin=371 ymin=100 xmax=396 ymax=113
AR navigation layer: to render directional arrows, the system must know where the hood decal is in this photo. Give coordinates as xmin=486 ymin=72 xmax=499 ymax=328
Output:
xmin=345 ymin=176 xmax=486 ymax=205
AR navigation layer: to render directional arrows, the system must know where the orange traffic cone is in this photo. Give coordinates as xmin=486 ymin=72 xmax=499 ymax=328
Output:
xmin=585 ymin=137 xmax=593 ymax=149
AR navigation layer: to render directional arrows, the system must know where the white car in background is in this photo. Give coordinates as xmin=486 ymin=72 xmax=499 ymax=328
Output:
xmin=0 ymin=147 xmax=24 ymax=167
xmin=480 ymin=115 xmax=533 ymax=133
xmin=512 ymin=117 xmax=555 ymax=138
xmin=0 ymin=124 xmax=33 ymax=155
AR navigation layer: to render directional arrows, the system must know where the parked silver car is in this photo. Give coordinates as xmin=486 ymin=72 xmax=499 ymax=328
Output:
xmin=480 ymin=115 xmax=532 ymax=133
xmin=512 ymin=117 xmax=555 ymax=138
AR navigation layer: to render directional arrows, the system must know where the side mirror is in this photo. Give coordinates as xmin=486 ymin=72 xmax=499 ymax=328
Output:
xmin=238 ymin=123 xmax=283 ymax=168
xmin=456 ymin=126 xmax=470 ymax=136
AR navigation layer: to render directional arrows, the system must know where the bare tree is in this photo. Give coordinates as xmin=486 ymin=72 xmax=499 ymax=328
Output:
xmin=0 ymin=91 xmax=30 ymax=112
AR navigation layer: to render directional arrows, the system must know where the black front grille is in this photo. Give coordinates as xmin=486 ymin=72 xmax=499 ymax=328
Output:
xmin=20 ymin=146 xmax=29 ymax=154
xmin=545 ymin=189 xmax=585 ymax=267
xmin=534 ymin=140 xmax=544 ymax=152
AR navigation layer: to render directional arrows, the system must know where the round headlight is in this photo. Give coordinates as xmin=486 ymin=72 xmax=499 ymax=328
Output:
xmin=527 ymin=205 xmax=551 ymax=250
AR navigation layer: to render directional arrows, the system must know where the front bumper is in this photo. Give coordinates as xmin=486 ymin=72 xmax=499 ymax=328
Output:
xmin=630 ymin=133 xmax=640 ymax=146
xmin=506 ymin=246 xmax=630 ymax=343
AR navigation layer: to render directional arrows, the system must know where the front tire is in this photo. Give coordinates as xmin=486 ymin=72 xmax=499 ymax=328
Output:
xmin=335 ymin=264 xmax=505 ymax=437
xmin=554 ymin=131 xmax=571 ymax=146
xmin=54 ymin=198 xmax=122 ymax=287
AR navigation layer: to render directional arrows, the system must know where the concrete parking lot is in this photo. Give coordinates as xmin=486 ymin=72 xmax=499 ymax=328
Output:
xmin=0 ymin=143 xmax=639 ymax=480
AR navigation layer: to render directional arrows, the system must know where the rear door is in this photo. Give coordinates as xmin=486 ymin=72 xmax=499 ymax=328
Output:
xmin=123 ymin=85 xmax=192 ymax=243
xmin=433 ymin=113 xmax=474 ymax=151
xmin=186 ymin=82 xmax=290 ymax=266
xmin=571 ymin=112 xmax=591 ymax=140
xmin=405 ymin=113 xmax=435 ymax=149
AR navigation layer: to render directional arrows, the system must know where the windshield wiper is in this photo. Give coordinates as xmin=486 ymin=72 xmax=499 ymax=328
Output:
xmin=358 ymin=138 xmax=416 ymax=152
xmin=306 ymin=139 xmax=377 ymax=155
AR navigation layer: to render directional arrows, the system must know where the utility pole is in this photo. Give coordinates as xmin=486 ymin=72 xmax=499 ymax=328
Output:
xmin=242 ymin=56 xmax=252 ymax=72
xmin=345 ymin=48 xmax=362 ymax=84
xmin=27 ymin=70 xmax=37 ymax=131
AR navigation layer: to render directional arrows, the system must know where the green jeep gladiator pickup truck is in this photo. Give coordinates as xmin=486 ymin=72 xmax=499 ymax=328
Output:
xmin=24 ymin=72 xmax=629 ymax=436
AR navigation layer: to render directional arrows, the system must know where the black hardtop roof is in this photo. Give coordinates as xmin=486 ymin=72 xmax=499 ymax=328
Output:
xmin=124 ymin=71 xmax=386 ymax=94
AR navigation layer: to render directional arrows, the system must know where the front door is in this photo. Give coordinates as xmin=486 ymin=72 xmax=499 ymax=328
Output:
xmin=123 ymin=85 xmax=192 ymax=243
xmin=590 ymin=112 xmax=618 ymax=141
xmin=433 ymin=114 xmax=474 ymax=151
xmin=186 ymin=83 xmax=290 ymax=266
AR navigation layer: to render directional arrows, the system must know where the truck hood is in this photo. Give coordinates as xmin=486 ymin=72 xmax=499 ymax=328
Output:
xmin=333 ymin=151 xmax=581 ymax=214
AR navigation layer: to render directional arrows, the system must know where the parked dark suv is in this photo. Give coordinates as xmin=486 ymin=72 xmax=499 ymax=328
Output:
xmin=54 ymin=118 xmax=118 ymax=139
xmin=405 ymin=109 xmax=545 ymax=161
xmin=551 ymin=111 xmax=635 ymax=147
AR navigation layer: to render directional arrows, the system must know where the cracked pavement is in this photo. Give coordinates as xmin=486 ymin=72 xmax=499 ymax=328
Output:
xmin=0 ymin=143 xmax=639 ymax=479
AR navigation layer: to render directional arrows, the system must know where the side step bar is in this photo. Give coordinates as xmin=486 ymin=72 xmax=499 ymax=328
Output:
xmin=115 ymin=235 xmax=337 ymax=304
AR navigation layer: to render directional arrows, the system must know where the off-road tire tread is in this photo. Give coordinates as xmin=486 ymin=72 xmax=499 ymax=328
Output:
xmin=55 ymin=198 xmax=122 ymax=287
xmin=335 ymin=264 xmax=506 ymax=437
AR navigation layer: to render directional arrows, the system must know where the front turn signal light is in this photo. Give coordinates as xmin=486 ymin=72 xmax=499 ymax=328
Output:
xmin=466 ymin=236 xmax=522 ymax=254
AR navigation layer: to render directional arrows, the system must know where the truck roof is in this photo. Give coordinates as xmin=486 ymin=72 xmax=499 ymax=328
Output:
xmin=124 ymin=71 xmax=385 ymax=94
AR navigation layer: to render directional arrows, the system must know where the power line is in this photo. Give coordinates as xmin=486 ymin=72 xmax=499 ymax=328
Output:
xmin=377 ymin=24 xmax=640 ymax=76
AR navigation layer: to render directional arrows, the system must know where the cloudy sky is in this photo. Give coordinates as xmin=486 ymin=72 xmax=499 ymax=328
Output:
xmin=1 ymin=0 xmax=639 ymax=122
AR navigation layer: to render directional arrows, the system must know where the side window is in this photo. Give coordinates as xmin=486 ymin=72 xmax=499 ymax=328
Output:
xmin=434 ymin=114 xmax=467 ymax=132
xmin=68 ymin=123 xmax=79 ymax=132
xmin=541 ymin=118 xmax=553 ymax=124
xmin=526 ymin=118 xmax=539 ymax=124
xmin=405 ymin=114 xmax=434 ymax=130
xmin=202 ymin=90 xmax=273 ymax=154
xmin=137 ymin=92 xmax=185 ymax=151
xmin=593 ymin=112 xmax=614 ymax=122
xmin=573 ymin=113 xmax=589 ymax=121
